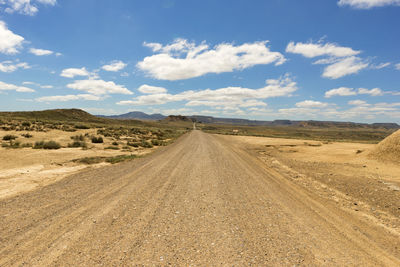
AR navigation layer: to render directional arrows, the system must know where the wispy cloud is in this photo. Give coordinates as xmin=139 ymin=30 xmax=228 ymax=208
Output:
xmin=0 ymin=80 xmax=35 ymax=93
xmin=0 ymin=61 xmax=30 ymax=72
xmin=325 ymin=87 xmax=386 ymax=98
xmin=338 ymin=0 xmax=400 ymax=9
xmin=138 ymin=84 xmax=167 ymax=94
xmin=22 ymin=81 xmax=53 ymax=88
xmin=286 ymin=41 xmax=360 ymax=58
xmin=36 ymin=94 xmax=102 ymax=102
xmin=1 ymin=0 xmax=57 ymax=16
xmin=29 ymin=48 xmax=54 ymax=56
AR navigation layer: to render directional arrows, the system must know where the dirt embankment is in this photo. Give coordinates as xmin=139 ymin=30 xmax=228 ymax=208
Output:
xmin=369 ymin=129 xmax=400 ymax=163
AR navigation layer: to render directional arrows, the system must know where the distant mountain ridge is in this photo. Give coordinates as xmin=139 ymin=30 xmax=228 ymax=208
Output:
xmin=99 ymin=111 xmax=400 ymax=129
xmin=101 ymin=111 xmax=166 ymax=120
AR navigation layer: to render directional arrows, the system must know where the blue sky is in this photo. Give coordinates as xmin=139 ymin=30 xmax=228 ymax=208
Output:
xmin=0 ymin=0 xmax=399 ymax=123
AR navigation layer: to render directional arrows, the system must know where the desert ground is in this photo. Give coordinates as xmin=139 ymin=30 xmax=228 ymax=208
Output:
xmin=1 ymin=130 xmax=399 ymax=266
xmin=0 ymin=129 xmax=161 ymax=200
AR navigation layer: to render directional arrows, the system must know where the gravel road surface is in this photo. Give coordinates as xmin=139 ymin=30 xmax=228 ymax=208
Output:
xmin=1 ymin=131 xmax=399 ymax=266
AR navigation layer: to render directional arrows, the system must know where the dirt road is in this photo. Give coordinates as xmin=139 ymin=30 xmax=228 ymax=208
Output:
xmin=1 ymin=131 xmax=399 ymax=266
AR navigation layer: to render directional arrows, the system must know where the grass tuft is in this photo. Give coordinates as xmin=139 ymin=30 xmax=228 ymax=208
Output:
xmin=3 ymin=134 xmax=17 ymax=141
xmin=34 ymin=140 xmax=61 ymax=149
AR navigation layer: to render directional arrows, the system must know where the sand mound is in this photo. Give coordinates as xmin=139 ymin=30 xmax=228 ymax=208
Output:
xmin=370 ymin=129 xmax=400 ymax=163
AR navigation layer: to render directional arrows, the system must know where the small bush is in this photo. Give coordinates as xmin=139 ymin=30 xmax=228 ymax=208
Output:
xmin=21 ymin=121 xmax=31 ymax=127
xmin=9 ymin=141 xmax=21 ymax=148
xmin=112 ymin=141 xmax=119 ymax=146
xmin=74 ymin=124 xmax=90 ymax=129
xmin=43 ymin=141 xmax=61 ymax=149
xmin=70 ymin=134 xmax=85 ymax=141
xmin=33 ymin=141 xmax=44 ymax=149
xmin=106 ymin=154 xmax=137 ymax=164
xmin=127 ymin=141 xmax=139 ymax=147
xmin=62 ymin=125 xmax=77 ymax=132
xmin=3 ymin=135 xmax=17 ymax=141
xmin=1 ymin=143 xmax=10 ymax=148
xmin=34 ymin=141 xmax=61 ymax=149
xmin=73 ymin=156 xmax=106 ymax=164
xmin=151 ymin=139 xmax=162 ymax=146
xmin=21 ymin=133 xmax=33 ymax=138
xmin=68 ymin=141 xmax=87 ymax=148
xmin=73 ymin=154 xmax=138 ymax=165
xmin=91 ymin=136 xmax=104 ymax=143
xmin=104 ymin=146 xmax=119 ymax=150
xmin=307 ymin=143 xmax=322 ymax=147
xmin=21 ymin=143 xmax=33 ymax=148
xmin=140 ymin=141 xmax=153 ymax=148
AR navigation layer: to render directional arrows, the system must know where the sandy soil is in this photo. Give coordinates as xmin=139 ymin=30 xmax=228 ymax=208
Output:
xmin=225 ymin=134 xmax=400 ymax=242
xmin=0 ymin=131 xmax=399 ymax=266
xmin=0 ymin=129 xmax=153 ymax=199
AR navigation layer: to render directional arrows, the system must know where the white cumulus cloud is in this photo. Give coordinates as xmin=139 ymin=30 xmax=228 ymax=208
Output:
xmin=0 ymin=80 xmax=35 ymax=92
xmin=338 ymin=0 xmax=400 ymax=9
xmin=137 ymin=38 xmax=286 ymax=81
xmin=66 ymin=79 xmax=133 ymax=95
xmin=325 ymin=87 xmax=357 ymax=98
xmin=118 ymin=75 xmax=297 ymax=110
xmin=60 ymin=67 xmax=90 ymax=78
xmin=101 ymin=60 xmax=127 ymax=72
xmin=295 ymin=100 xmax=329 ymax=108
xmin=358 ymin=87 xmax=383 ymax=96
xmin=286 ymin=40 xmax=370 ymax=79
xmin=29 ymin=47 xmax=53 ymax=56
xmin=0 ymin=21 xmax=24 ymax=54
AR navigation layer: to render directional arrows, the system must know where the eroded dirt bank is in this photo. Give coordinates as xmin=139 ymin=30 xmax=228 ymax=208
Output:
xmin=0 ymin=131 xmax=399 ymax=266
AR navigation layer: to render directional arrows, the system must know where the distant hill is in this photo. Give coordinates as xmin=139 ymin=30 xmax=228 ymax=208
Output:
xmin=0 ymin=109 xmax=106 ymax=123
xmin=163 ymin=115 xmax=192 ymax=122
xmin=97 ymin=111 xmax=400 ymax=129
xmin=102 ymin=111 xmax=166 ymax=121
xmin=190 ymin=116 xmax=399 ymax=129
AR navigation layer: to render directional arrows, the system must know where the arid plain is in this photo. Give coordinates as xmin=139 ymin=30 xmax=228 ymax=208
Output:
xmin=0 ymin=110 xmax=399 ymax=265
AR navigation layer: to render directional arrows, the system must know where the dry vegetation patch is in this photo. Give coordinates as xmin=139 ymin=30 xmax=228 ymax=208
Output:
xmin=0 ymin=110 xmax=189 ymax=199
